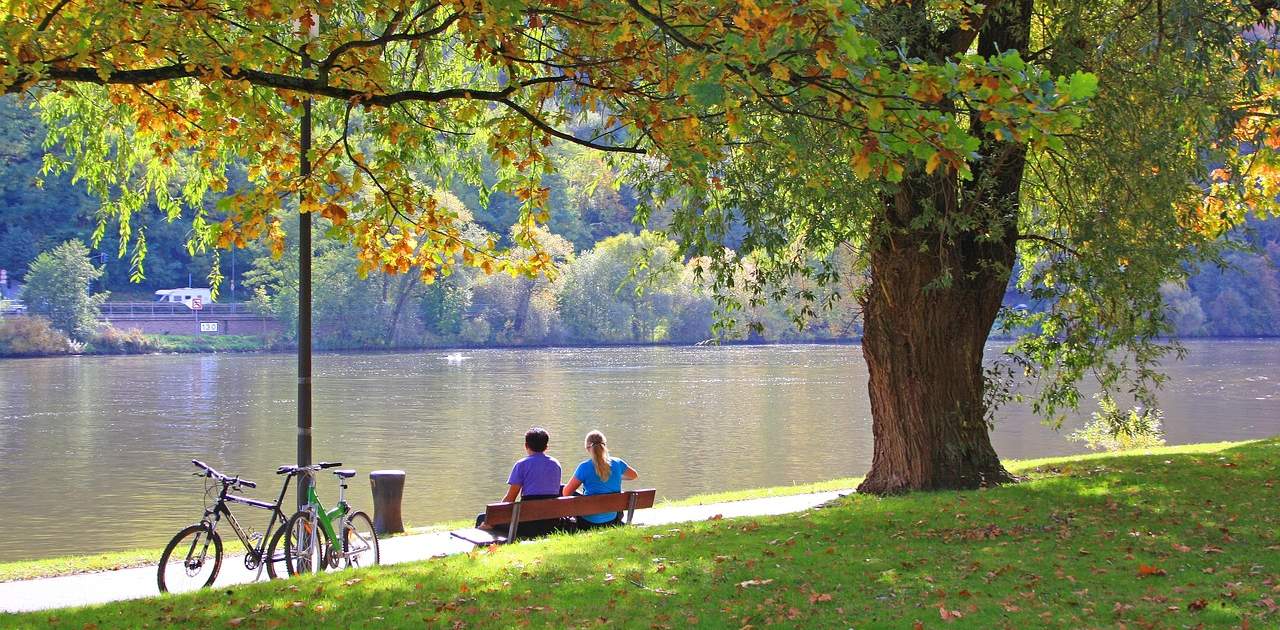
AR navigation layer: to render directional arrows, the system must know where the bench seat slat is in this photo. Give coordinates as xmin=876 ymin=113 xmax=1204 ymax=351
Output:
xmin=483 ymin=489 xmax=656 ymax=525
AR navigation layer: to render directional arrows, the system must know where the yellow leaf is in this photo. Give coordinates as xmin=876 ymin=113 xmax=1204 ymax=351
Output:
xmin=816 ymin=49 xmax=832 ymax=70
xmin=851 ymin=152 xmax=872 ymax=179
xmin=769 ymin=63 xmax=791 ymax=82
xmin=925 ymin=152 xmax=943 ymax=175
xmin=866 ymin=99 xmax=884 ymax=121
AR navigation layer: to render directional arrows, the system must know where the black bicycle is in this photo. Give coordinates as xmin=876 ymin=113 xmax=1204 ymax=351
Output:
xmin=157 ymin=459 xmax=340 ymax=593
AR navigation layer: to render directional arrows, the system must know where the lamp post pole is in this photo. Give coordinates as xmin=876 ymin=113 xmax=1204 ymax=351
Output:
xmin=297 ymin=14 xmax=317 ymax=510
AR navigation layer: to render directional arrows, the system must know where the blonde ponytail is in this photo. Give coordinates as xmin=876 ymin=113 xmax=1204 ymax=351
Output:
xmin=586 ymin=430 xmax=611 ymax=482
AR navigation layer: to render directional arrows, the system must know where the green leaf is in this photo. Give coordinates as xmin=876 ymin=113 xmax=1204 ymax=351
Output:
xmin=691 ymin=81 xmax=725 ymax=107
xmin=1065 ymin=71 xmax=1099 ymax=100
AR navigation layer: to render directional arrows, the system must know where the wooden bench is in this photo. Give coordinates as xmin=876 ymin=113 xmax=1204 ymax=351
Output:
xmin=451 ymin=489 xmax=657 ymax=545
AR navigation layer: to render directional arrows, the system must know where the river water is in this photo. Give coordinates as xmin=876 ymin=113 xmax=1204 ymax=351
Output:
xmin=0 ymin=340 xmax=1277 ymax=563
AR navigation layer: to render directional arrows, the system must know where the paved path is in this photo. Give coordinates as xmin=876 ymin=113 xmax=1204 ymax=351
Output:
xmin=0 ymin=490 xmax=849 ymax=614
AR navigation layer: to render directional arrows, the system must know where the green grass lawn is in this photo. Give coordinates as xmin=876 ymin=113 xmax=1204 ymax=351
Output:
xmin=0 ymin=480 xmax=858 ymax=582
xmin=6 ymin=438 xmax=1277 ymax=628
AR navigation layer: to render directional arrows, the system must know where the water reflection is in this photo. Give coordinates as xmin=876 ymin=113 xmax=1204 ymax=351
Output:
xmin=0 ymin=340 xmax=1276 ymax=562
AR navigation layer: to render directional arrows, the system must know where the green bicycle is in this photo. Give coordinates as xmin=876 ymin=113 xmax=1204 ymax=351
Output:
xmin=283 ymin=465 xmax=380 ymax=574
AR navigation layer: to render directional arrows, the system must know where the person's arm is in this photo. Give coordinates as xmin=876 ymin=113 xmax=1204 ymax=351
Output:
xmin=501 ymin=483 xmax=521 ymax=503
xmin=622 ymin=466 xmax=639 ymax=481
xmin=562 ymin=477 xmax=582 ymax=496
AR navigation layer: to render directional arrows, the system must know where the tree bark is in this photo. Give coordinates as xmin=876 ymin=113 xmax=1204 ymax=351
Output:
xmin=856 ymin=173 xmax=1019 ymax=494
xmin=856 ymin=0 xmax=1031 ymax=494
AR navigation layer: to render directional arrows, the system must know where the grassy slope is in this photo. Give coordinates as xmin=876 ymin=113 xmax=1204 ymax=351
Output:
xmin=7 ymin=439 xmax=1278 ymax=629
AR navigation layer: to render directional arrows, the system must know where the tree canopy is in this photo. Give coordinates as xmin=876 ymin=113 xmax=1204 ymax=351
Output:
xmin=2 ymin=0 xmax=1092 ymax=280
xmin=4 ymin=0 xmax=1279 ymax=492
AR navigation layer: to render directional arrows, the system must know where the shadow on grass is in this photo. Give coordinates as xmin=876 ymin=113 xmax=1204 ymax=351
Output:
xmin=19 ymin=439 xmax=1280 ymax=629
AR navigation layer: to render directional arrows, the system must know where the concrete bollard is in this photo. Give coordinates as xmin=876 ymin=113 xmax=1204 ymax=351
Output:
xmin=369 ymin=470 xmax=406 ymax=535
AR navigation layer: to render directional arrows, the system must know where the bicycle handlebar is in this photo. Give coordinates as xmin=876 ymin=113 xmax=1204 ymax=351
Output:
xmin=275 ymin=461 xmax=343 ymax=475
xmin=190 ymin=459 xmax=256 ymax=488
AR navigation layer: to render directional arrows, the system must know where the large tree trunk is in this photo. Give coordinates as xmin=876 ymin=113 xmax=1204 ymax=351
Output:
xmin=855 ymin=0 xmax=1033 ymax=495
xmin=856 ymin=186 xmax=1016 ymax=493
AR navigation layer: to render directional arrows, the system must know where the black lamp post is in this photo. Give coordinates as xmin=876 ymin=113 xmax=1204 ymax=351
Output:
xmin=297 ymin=14 xmax=317 ymax=510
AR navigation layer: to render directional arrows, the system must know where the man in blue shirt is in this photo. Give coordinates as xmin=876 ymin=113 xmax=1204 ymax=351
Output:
xmin=476 ymin=427 xmax=563 ymax=536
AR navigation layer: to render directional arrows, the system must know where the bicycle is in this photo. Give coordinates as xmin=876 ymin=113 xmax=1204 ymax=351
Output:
xmin=157 ymin=459 xmax=318 ymax=593
xmin=282 ymin=465 xmax=380 ymax=575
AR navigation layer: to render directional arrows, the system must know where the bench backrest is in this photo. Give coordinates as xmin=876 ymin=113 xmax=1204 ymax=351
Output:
xmin=483 ymin=489 xmax=656 ymax=525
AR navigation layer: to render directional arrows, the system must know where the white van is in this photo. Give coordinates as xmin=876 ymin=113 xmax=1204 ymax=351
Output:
xmin=155 ymin=288 xmax=213 ymax=309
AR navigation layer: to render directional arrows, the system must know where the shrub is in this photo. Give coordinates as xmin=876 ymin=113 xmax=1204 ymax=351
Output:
xmin=1069 ymin=394 xmax=1167 ymax=452
xmin=0 ymin=316 xmax=75 ymax=356
xmin=87 ymin=326 xmax=160 ymax=354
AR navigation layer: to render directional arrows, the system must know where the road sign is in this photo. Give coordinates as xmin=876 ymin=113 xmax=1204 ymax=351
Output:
xmin=191 ymin=296 xmax=203 ymax=310
xmin=199 ymin=322 xmax=219 ymax=332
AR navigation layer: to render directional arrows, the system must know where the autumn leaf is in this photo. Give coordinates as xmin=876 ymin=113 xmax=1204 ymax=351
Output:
xmin=939 ymin=605 xmax=964 ymax=621
xmin=737 ymin=578 xmax=775 ymax=588
xmin=1137 ymin=564 xmax=1167 ymax=577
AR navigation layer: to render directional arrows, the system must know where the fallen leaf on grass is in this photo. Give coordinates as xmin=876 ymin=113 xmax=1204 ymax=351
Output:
xmin=939 ymin=606 xmax=964 ymax=621
xmin=707 ymin=514 xmax=724 ymax=521
xmin=809 ymin=593 xmax=833 ymax=604
xmin=1187 ymin=599 xmax=1208 ymax=611
xmin=1172 ymin=543 xmax=1192 ymax=553
xmin=737 ymin=578 xmax=774 ymax=588
xmin=227 ymin=619 xmax=244 ymax=627
xmin=1137 ymin=564 xmax=1167 ymax=577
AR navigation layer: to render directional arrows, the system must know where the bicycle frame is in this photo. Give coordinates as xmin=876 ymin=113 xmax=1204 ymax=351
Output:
xmin=205 ymin=472 xmax=296 ymax=568
xmin=301 ymin=482 xmax=349 ymax=554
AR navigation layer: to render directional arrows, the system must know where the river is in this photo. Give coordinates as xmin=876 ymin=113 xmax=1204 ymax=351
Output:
xmin=0 ymin=340 xmax=1277 ymax=563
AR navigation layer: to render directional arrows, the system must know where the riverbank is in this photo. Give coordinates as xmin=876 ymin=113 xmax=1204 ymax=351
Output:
xmin=0 ymin=314 xmax=277 ymax=358
xmin=6 ymin=439 xmax=1276 ymax=628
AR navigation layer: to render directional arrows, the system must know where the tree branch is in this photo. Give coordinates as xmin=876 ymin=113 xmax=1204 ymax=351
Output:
xmin=36 ymin=0 xmax=74 ymax=31
xmin=1018 ymin=233 xmax=1081 ymax=257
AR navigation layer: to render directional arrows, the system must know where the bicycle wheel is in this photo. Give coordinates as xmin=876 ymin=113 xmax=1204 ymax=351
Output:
xmin=264 ymin=523 xmax=290 ymax=579
xmin=341 ymin=511 xmax=380 ymax=569
xmin=157 ymin=524 xmax=222 ymax=593
xmin=283 ymin=510 xmax=330 ymax=575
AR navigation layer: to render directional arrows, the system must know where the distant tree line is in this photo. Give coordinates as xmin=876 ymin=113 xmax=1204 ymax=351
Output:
xmin=1 ymin=95 xmax=1277 ymax=348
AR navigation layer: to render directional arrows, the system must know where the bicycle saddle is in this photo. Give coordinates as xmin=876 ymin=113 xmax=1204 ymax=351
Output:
xmin=333 ymin=469 xmax=357 ymax=479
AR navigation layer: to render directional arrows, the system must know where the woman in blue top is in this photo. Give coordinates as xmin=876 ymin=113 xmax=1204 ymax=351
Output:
xmin=562 ymin=430 xmax=639 ymax=529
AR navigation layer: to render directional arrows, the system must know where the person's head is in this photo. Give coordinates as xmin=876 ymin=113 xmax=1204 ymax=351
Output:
xmin=585 ymin=430 xmax=611 ymax=481
xmin=525 ymin=427 xmax=550 ymax=453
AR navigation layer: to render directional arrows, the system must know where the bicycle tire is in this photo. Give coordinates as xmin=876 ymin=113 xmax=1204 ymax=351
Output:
xmin=264 ymin=523 xmax=289 ymax=579
xmin=341 ymin=511 xmax=380 ymax=569
xmin=283 ymin=510 xmax=331 ymax=575
xmin=157 ymin=523 xmax=222 ymax=593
